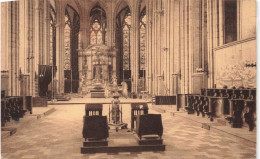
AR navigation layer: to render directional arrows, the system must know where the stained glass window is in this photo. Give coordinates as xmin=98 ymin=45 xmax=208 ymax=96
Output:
xmin=224 ymin=0 xmax=237 ymax=44
xmin=90 ymin=6 xmax=106 ymax=45
xmin=50 ymin=20 xmax=53 ymax=64
xmin=139 ymin=8 xmax=146 ymax=71
xmin=64 ymin=14 xmax=71 ymax=70
xmin=50 ymin=5 xmax=56 ymax=65
xmin=122 ymin=10 xmax=131 ymax=70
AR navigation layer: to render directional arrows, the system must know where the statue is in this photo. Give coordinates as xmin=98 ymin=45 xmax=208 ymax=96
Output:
xmin=94 ymin=66 xmax=102 ymax=82
xmin=110 ymin=76 xmax=119 ymax=96
xmin=108 ymin=96 xmax=128 ymax=131
xmin=112 ymin=76 xmax=117 ymax=85
xmin=81 ymin=75 xmax=86 ymax=86
xmin=111 ymin=96 xmax=120 ymax=124
xmin=104 ymin=81 xmax=109 ymax=98
xmin=121 ymin=81 xmax=128 ymax=98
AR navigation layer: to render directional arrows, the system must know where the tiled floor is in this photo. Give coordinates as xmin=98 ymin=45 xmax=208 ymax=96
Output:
xmin=1 ymin=100 xmax=256 ymax=159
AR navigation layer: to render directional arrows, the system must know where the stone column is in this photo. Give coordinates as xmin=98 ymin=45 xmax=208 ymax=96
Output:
xmin=188 ymin=0 xmax=193 ymax=93
xmin=43 ymin=0 xmax=50 ymax=65
xmin=78 ymin=49 xmax=84 ymax=88
xmin=33 ymin=0 xmax=40 ymax=96
xmin=39 ymin=0 xmax=44 ymax=65
xmin=18 ymin=0 xmax=30 ymax=98
xmin=86 ymin=52 xmax=92 ymax=84
xmin=207 ymin=0 xmax=218 ymax=88
xmin=112 ymin=52 xmax=117 ymax=79
xmin=19 ymin=0 xmax=28 ymax=75
xmin=55 ymin=0 xmax=65 ymax=95
xmin=179 ymin=0 xmax=185 ymax=94
xmin=130 ymin=4 xmax=139 ymax=93
xmin=106 ymin=1 xmax=113 ymax=47
xmin=218 ymin=0 xmax=224 ymax=46
xmin=184 ymin=0 xmax=190 ymax=94
xmin=27 ymin=0 xmax=34 ymax=96
xmin=146 ymin=0 xmax=152 ymax=94
xmin=164 ymin=0 xmax=170 ymax=94
xmin=2 ymin=2 xmax=12 ymax=96
xmin=170 ymin=0 xmax=175 ymax=95
xmin=151 ymin=0 xmax=157 ymax=95
xmin=173 ymin=0 xmax=181 ymax=94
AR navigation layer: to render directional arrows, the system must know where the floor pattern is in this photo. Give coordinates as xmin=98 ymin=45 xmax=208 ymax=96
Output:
xmin=1 ymin=103 xmax=256 ymax=159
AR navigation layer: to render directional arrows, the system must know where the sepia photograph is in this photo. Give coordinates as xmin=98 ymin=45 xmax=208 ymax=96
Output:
xmin=0 ymin=0 xmax=257 ymax=158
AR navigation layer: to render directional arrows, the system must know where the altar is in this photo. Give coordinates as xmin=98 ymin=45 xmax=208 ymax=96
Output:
xmin=78 ymin=44 xmax=117 ymax=97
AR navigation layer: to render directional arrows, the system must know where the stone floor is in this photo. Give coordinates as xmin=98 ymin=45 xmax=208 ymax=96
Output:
xmin=1 ymin=99 xmax=257 ymax=159
xmin=48 ymin=97 xmax=150 ymax=104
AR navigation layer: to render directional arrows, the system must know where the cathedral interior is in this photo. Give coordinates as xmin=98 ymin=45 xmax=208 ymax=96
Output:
xmin=1 ymin=0 xmax=257 ymax=158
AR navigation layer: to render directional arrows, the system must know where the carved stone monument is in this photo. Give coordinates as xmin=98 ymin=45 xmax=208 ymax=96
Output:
xmin=78 ymin=44 xmax=117 ymax=96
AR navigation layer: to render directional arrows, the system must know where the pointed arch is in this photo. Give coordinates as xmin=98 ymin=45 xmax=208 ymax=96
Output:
xmin=50 ymin=4 xmax=56 ymax=66
xmin=89 ymin=4 xmax=107 ymax=45
xmin=115 ymin=5 xmax=132 ymax=90
xmin=114 ymin=0 xmax=132 ymax=20
xmin=64 ymin=4 xmax=80 ymax=93
xmin=138 ymin=6 xmax=146 ymax=92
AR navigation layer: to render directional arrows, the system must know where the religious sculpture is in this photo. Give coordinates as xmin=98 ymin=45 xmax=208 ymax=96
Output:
xmin=78 ymin=44 xmax=116 ymax=96
xmin=121 ymin=81 xmax=128 ymax=98
xmin=111 ymin=96 xmax=120 ymax=124
xmin=108 ymin=96 xmax=127 ymax=131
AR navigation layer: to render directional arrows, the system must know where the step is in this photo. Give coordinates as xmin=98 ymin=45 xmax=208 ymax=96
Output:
xmin=83 ymin=140 xmax=108 ymax=147
xmin=81 ymin=144 xmax=165 ymax=154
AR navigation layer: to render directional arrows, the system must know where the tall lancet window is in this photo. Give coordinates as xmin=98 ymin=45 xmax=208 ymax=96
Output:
xmin=224 ymin=0 xmax=237 ymax=44
xmin=90 ymin=6 xmax=106 ymax=45
xmin=64 ymin=5 xmax=80 ymax=93
xmin=122 ymin=8 xmax=131 ymax=71
xmin=115 ymin=6 xmax=131 ymax=89
xmin=64 ymin=11 xmax=71 ymax=70
xmin=139 ymin=8 xmax=146 ymax=77
xmin=50 ymin=5 xmax=56 ymax=66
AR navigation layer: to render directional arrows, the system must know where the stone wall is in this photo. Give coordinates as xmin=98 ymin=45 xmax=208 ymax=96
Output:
xmin=214 ymin=38 xmax=256 ymax=88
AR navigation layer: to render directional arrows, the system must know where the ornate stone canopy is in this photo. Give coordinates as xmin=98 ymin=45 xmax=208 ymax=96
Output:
xmin=78 ymin=44 xmax=117 ymax=93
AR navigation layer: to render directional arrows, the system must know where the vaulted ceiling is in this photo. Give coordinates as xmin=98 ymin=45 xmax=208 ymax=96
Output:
xmin=53 ymin=0 xmax=145 ymax=20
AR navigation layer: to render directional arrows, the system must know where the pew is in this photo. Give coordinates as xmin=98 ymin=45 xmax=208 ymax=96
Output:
xmin=202 ymin=97 xmax=210 ymax=117
xmin=131 ymin=103 xmax=148 ymax=130
xmin=155 ymin=96 xmax=176 ymax=105
xmin=228 ymin=99 xmax=244 ymax=128
xmin=248 ymin=89 xmax=256 ymax=100
xmin=192 ymin=96 xmax=200 ymax=116
xmin=85 ymin=103 xmax=103 ymax=116
xmin=1 ymin=91 xmax=6 ymax=126
xmin=25 ymin=96 xmax=33 ymax=114
xmin=32 ymin=97 xmax=48 ymax=107
xmin=177 ymin=94 xmax=193 ymax=111
xmin=1 ymin=91 xmax=11 ymax=126
xmin=186 ymin=95 xmax=196 ymax=114
xmin=198 ymin=96 xmax=207 ymax=117
xmin=208 ymin=96 xmax=229 ymax=121
xmin=202 ymin=87 xmax=256 ymax=100
xmin=6 ymin=96 xmax=25 ymax=120
xmin=136 ymin=114 xmax=163 ymax=139
xmin=192 ymin=87 xmax=256 ymax=126
xmin=186 ymin=95 xmax=211 ymax=118
xmin=244 ymin=100 xmax=256 ymax=131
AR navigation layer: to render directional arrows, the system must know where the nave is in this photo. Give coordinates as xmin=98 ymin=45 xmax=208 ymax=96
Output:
xmin=1 ymin=99 xmax=256 ymax=159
